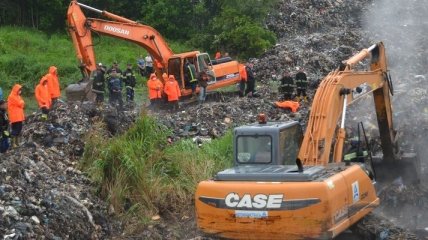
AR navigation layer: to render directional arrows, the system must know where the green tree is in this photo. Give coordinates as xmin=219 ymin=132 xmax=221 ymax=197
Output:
xmin=141 ymin=0 xmax=196 ymax=40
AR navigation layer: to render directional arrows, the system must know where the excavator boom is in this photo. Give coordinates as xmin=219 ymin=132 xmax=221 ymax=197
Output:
xmin=67 ymin=0 xmax=173 ymax=77
xmin=298 ymin=42 xmax=396 ymax=165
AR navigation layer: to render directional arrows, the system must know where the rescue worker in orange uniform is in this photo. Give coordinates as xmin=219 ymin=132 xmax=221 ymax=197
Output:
xmin=215 ymin=51 xmax=221 ymax=60
xmin=162 ymin=73 xmax=168 ymax=83
xmin=164 ymin=75 xmax=181 ymax=110
xmin=45 ymin=66 xmax=61 ymax=104
xmin=7 ymin=84 xmax=25 ymax=147
xmin=147 ymin=73 xmax=163 ymax=109
xmin=35 ymin=76 xmax=52 ymax=121
xmin=274 ymin=100 xmax=300 ymax=113
xmin=239 ymin=64 xmax=247 ymax=97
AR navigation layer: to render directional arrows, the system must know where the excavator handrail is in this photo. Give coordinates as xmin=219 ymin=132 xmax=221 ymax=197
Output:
xmin=298 ymin=42 xmax=396 ymax=166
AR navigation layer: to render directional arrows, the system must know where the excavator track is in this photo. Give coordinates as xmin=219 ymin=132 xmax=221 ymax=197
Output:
xmin=350 ymin=213 xmax=420 ymax=240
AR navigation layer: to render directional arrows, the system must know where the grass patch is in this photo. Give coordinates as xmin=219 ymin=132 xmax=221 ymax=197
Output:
xmin=82 ymin=114 xmax=232 ymax=217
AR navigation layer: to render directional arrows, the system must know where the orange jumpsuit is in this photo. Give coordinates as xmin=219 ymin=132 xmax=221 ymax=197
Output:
xmin=35 ymin=77 xmax=52 ymax=109
xmin=164 ymin=75 xmax=181 ymax=102
xmin=274 ymin=100 xmax=300 ymax=113
xmin=147 ymin=74 xmax=163 ymax=100
xmin=45 ymin=66 xmax=61 ymax=99
xmin=7 ymin=84 xmax=25 ymax=124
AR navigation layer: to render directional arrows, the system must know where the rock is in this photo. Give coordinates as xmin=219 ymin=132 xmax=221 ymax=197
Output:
xmin=3 ymin=206 xmax=19 ymax=219
xmin=31 ymin=216 xmax=40 ymax=225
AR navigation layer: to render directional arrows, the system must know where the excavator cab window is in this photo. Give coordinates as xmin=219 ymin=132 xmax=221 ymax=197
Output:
xmin=236 ymin=135 xmax=272 ymax=164
xmin=279 ymin=125 xmax=303 ymax=165
xmin=167 ymin=57 xmax=183 ymax=88
xmin=197 ymin=53 xmax=216 ymax=83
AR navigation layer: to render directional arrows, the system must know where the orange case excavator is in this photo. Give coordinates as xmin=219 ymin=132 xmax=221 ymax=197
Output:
xmin=65 ymin=1 xmax=244 ymax=101
xmin=195 ymin=42 xmax=419 ymax=239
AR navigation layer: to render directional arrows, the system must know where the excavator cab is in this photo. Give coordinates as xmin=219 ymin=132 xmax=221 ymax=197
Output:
xmin=234 ymin=121 xmax=302 ymax=166
xmin=196 ymin=53 xmax=216 ymax=83
xmin=167 ymin=52 xmax=218 ymax=91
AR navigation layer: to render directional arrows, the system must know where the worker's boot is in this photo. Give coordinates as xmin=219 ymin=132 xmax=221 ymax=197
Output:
xmin=303 ymin=96 xmax=308 ymax=103
xmin=295 ymin=96 xmax=301 ymax=102
xmin=41 ymin=114 xmax=48 ymax=121
xmin=11 ymin=137 xmax=18 ymax=148
xmin=191 ymin=93 xmax=197 ymax=100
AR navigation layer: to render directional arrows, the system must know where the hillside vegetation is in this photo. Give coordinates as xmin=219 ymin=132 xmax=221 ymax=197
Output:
xmin=82 ymin=115 xmax=233 ymax=217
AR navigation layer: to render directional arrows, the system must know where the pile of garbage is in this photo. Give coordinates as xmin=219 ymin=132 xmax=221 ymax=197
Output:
xmin=0 ymin=102 xmax=137 ymax=239
xmin=154 ymin=88 xmax=310 ymax=141
xmin=255 ymin=0 xmax=372 ymax=83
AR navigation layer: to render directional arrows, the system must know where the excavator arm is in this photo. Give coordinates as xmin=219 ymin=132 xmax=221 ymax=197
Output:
xmin=67 ymin=1 xmax=173 ymax=77
xmin=298 ymin=42 xmax=397 ymax=165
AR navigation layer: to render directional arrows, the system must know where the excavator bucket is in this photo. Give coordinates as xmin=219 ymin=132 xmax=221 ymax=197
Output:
xmin=65 ymin=79 xmax=96 ymax=102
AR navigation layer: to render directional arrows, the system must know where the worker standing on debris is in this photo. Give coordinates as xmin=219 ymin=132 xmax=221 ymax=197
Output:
xmin=185 ymin=59 xmax=198 ymax=99
xmin=279 ymin=71 xmax=296 ymax=100
xmin=164 ymin=75 xmax=181 ymax=110
xmin=295 ymin=67 xmax=308 ymax=102
xmin=245 ymin=63 xmax=256 ymax=97
xmin=107 ymin=62 xmax=123 ymax=77
xmin=147 ymin=73 xmax=163 ymax=108
xmin=0 ymin=99 xmax=9 ymax=153
xmin=35 ymin=76 xmax=52 ymax=121
xmin=7 ymin=84 xmax=25 ymax=148
xmin=91 ymin=63 xmax=106 ymax=103
xmin=198 ymin=70 xmax=209 ymax=104
xmin=124 ymin=63 xmax=137 ymax=102
xmin=145 ymin=55 xmax=153 ymax=77
xmin=107 ymin=69 xmax=123 ymax=109
xmin=162 ymin=73 xmax=168 ymax=83
xmin=238 ymin=64 xmax=247 ymax=97
xmin=45 ymin=66 xmax=61 ymax=104
xmin=137 ymin=55 xmax=146 ymax=77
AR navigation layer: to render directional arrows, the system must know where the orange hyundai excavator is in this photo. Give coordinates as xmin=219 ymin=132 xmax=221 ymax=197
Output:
xmin=65 ymin=1 xmax=243 ymax=101
xmin=195 ymin=42 xmax=419 ymax=239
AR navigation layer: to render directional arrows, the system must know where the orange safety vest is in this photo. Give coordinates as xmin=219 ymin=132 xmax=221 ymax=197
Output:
xmin=7 ymin=84 xmax=25 ymax=123
xmin=35 ymin=77 xmax=52 ymax=109
xmin=275 ymin=101 xmax=300 ymax=113
xmin=215 ymin=52 xmax=221 ymax=59
xmin=239 ymin=64 xmax=247 ymax=82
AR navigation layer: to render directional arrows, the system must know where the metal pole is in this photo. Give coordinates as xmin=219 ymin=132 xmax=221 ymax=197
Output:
xmin=340 ymin=94 xmax=348 ymax=128
xmin=77 ymin=2 xmax=102 ymax=14
xmin=367 ymin=44 xmax=377 ymax=52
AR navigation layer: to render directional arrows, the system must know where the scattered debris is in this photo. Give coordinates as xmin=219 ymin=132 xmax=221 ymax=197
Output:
xmin=0 ymin=102 xmax=137 ymax=238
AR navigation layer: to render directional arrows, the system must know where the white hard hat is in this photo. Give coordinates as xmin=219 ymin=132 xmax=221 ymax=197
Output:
xmin=98 ymin=62 xmax=103 ymax=66
xmin=295 ymin=67 xmax=300 ymax=71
